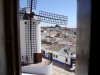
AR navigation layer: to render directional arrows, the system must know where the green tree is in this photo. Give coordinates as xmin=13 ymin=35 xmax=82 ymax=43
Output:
xmin=50 ymin=26 xmax=55 ymax=28
xmin=55 ymin=24 xmax=61 ymax=27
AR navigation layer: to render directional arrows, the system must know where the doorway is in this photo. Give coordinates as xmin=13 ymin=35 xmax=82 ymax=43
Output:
xmin=48 ymin=52 xmax=53 ymax=61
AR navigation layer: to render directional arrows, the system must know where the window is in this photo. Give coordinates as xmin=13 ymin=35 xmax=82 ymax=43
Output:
xmin=64 ymin=49 xmax=67 ymax=52
xmin=56 ymin=55 xmax=58 ymax=58
xmin=46 ymin=53 xmax=48 ymax=55
xmin=74 ymin=32 xmax=76 ymax=35
xmin=66 ymin=58 xmax=68 ymax=62
xmin=53 ymin=54 xmax=55 ymax=57
xmin=25 ymin=22 xmax=27 ymax=24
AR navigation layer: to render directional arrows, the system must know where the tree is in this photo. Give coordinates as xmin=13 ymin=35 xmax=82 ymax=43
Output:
xmin=55 ymin=24 xmax=61 ymax=27
xmin=50 ymin=26 xmax=55 ymax=28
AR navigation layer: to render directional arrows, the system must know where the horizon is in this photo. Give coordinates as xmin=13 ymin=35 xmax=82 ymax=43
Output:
xmin=41 ymin=26 xmax=76 ymax=28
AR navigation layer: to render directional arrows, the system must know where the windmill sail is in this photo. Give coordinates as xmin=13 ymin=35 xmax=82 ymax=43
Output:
xmin=36 ymin=10 xmax=68 ymax=25
xmin=27 ymin=0 xmax=37 ymax=10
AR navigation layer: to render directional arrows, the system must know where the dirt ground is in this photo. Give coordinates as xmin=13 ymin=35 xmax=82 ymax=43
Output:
xmin=49 ymin=62 xmax=75 ymax=75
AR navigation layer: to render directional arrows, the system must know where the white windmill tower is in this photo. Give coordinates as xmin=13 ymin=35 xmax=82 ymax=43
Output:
xmin=20 ymin=7 xmax=41 ymax=64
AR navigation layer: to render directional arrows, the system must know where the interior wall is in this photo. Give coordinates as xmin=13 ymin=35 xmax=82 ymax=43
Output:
xmin=75 ymin=0 xmax=91 ymax=75
xmin=0 ymin=0 xmax=7 ymax=75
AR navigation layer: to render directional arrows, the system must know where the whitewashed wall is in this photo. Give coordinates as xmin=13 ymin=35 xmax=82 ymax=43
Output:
xmin=22 ymin=62 xmax=52 ymax=74
xmin=42 ymin=48 xmax=71 ymax=65
xmin=52 ymin=51 xmax=60 ymax=60
xmin=36 ymin=21 xmax=41 ymax=53
xmin=44 ymin=49 xmax=52 ymax=57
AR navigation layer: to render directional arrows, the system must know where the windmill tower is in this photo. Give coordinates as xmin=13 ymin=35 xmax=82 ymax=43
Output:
xmin=20 ymin=0 xmax=68 ymax=64
xmin=20 ymin=7 xmax=41 ymax=64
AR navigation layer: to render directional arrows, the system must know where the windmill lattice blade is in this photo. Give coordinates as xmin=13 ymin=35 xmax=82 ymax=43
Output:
xmin=27 ymin=0 xmax=37 ymax=10
xmin=19 ymin=7 xmax=31 ymax=20
xmin=38 ymin=11 xmax=68 ymax=25
xmin=19 ymin=7 xmax=25 ymax=19
xmin=19 ymin=7 xmax=26 ymax=13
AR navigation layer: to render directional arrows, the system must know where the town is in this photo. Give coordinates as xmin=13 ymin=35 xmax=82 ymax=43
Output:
xmin=41 ymin=25 xmax=76 ymax=67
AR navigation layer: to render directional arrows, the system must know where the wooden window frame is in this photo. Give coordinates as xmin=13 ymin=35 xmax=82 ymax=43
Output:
xmin=3 ymin=0 xmax=97 ymax=75
xmin=4 ymin=0 xmax=21 ymax=75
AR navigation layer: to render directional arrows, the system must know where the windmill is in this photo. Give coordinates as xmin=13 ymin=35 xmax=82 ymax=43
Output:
xmin=19 ymin=0 xmax=68 ymax=64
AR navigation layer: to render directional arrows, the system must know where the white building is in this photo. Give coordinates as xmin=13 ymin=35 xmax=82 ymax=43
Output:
xmin=41 ymin=44 xmax=76 ymax=67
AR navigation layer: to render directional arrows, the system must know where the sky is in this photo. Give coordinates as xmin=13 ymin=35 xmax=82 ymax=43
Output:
xmin=20 ymin=0 xmax=77 ymax=28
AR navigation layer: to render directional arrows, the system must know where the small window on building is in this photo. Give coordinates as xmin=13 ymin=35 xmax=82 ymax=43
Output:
xmin=46 ymin=53 xmax=48 ymax=55
xmin=25 ymin=22 xmax=27 ymax=24
xmin=74 ymin=32 xmax=76 ymax=35
xmin=66 ymin=58 xmax=68 ymax=62
xmin=56 ymin=55 xmax=58 ymax=58
xmin=64 ymin=49 xmax=67 ymax=52
xmin=53 ymin=54 xmax=55 ymax=57
xmin=42 ymin=50 xmax=45 ymax=55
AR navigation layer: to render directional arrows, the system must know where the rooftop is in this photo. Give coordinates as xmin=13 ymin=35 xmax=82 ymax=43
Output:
xmin=45 ymin=44 xmax=65 ymax=52
xmin=68 ymin=44 xmax=76 ymax=53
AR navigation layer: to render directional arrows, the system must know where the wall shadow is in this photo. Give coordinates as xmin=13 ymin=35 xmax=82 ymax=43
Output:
xmin=53 ymin=61 xmax=75 ymax=73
